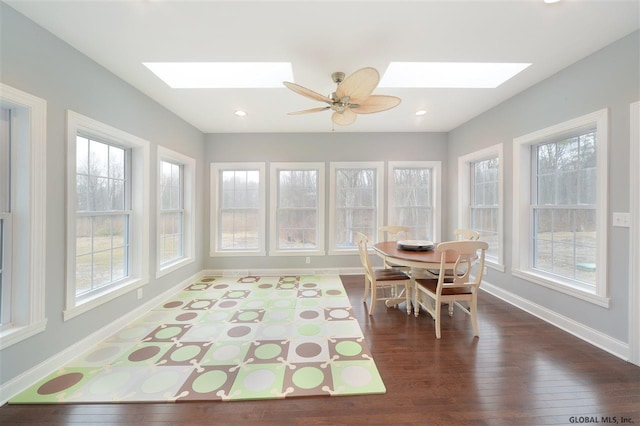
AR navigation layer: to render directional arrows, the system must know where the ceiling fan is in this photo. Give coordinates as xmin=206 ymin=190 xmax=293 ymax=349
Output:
xmin=283 ymin=67 xmax=401 ymax=126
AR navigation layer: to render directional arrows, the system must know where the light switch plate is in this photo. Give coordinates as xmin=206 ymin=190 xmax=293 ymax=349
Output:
xmin=613 ymin=212 xmax=630 ymax=228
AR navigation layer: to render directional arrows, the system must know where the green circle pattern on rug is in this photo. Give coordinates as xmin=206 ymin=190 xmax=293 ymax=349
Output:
xmin=9 ymin=275 xmax=386 ymax=404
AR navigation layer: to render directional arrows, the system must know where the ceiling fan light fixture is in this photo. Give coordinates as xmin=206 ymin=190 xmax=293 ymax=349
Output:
xmin=284 ymin=67 xmax=401 ymax=126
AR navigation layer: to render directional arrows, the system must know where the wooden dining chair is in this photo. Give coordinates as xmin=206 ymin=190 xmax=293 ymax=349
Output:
xmin=454 ymin=228 xmax=480 ymax=240
xmin=378 ymin=225 xmax=410 ymax=243
xmin=378 ymin=225 xmax=410 ymax=269
xmin=357 ymin=232 xmax=411 ymax=316
xmin=413 ymin=240 xmax=488 ymax=339
xmin=425 ymin=228 xmax=480 ymax=277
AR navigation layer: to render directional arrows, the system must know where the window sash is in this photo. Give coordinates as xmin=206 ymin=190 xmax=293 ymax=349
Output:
xmin=159 ymin=210 xmax=183 ymax=265
xmin=391 ymin=167 xmax=433 ymax=240
xmin=333 ymin=167 xmax=378 ymax=250
xmin=276 ymin=169 xmax=320 ymax=250
xmin=531 ymin=205 xmax=596 ymax=287
xmin=0 ymin=214 xmax=12 ymax=328
xmin=530 ymin=131 xmax=598 ymax=287
xmin=469 ymin=157 xmax=500 ymax=261
xmin=75 ymin=212 xmax=130 ymax=298
xmin=218 ymin=169 xmax=261 ymax=251
xmin=75 ymin=136 xmax=131 ymax=296
xmin=0 ymin=107 xmax=10 ymax=327
xmin=159 ymin=160 xmax=184 ymax=265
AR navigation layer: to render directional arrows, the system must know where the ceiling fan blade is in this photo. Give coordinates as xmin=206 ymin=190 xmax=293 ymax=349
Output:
xmin=353 ymin=95 xmax=402 ymax=114
xmin=288 ymin=106 xmax=330 ymax=115
xmin=283 ymin=81 xmax=332 ymax=104
xmin=332 ymin=109 xmax=357 ymax=126
xmin=336 ymin=67 xmax=379 ymax=103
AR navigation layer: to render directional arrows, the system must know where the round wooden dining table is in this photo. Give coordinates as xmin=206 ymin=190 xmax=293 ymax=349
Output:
xmin=372 ymin=241 xmax=459 ymax=270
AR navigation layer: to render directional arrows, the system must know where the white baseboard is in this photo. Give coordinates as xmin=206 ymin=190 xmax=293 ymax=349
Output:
xmin=0 ymin=271 xmax=203 ymax=406
xmin=202 ymin=267 xmax=363 ymax=277
xmin=481 ymin=281 xmax=629 ymax=361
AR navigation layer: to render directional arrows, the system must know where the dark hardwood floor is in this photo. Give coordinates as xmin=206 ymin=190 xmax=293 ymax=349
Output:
xmin=2 ymin=275 xmax=639 ymax=425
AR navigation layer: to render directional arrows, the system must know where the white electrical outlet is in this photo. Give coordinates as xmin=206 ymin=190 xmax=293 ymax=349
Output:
xmin=305 ymin=256 xmax=311 ymax=264
xmin=613 ymin=212 xmax=630 ymax=228
xmin=137 ymin=288 xmax=143 ymax=299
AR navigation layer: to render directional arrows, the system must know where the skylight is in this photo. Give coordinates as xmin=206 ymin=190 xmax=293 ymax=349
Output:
xmin=379 ymin=62 xmax=531 ymax=89
xmin=143 ymin=62 xmax=294 ymax=88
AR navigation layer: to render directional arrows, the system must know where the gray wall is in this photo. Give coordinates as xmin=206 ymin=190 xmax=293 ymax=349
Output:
xmin=0 ymin=3 xmax=205 ymax=385
xmin=204 ymin=132 xmax=449 ymax=270
xmin=447 ymin=31 xmax=639 ymax=342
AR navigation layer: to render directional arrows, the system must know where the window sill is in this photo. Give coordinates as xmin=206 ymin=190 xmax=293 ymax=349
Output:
xmin=210 ymin=250 xmax=267 ymax=257
xmin=512 ymin=268 xmax=609 ymax=308
xmin=64 ymin=277 xmax=148 ymax=321
xmin=486 ymin=261 xmax=506 ymax=273
xmin=156 ymin=257 xmax=195 ymax=279
xmin=269 ymin=249 xmax=325 ymax=257
xmin=0 ymin=319 xmax=47 ymax=350
xmin=328 ymin=248 xmax=358 ymax=256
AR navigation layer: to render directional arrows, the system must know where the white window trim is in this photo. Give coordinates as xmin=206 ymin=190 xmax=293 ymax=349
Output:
xmin=0 ymin=83 xmax=47 ymax=350
xmin=65 ymin=110 xmax=150 ymax=321
xmin=269 ymin=162 xmax=325 ymax=256
xmin=512 ymin=108 xmax=609 ymax=307
xmin=458 ymin=143 xmax=505 ymax=272
xmin=629 ymin=101 xmax=640 ymax=366
xmin=328 ymin=161 xmax=384 ymax=255
xmin=156 ymin=146 xmax=196 ymax=278
xmin=387 ymin=161 xmax=442 ymax=243
xmin=210 ymin=162 xmax=266 ymax=257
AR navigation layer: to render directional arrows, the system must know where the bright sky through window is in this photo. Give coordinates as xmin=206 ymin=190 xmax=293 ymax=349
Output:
xmin=143 ymin=62 xmax=294 ymax=88
xmin=380 ymin=62 xmax=531 ymax=88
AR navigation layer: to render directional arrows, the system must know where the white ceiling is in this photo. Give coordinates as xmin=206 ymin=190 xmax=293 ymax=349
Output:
xmin=6 ymin=0 xmax=639 ymax=134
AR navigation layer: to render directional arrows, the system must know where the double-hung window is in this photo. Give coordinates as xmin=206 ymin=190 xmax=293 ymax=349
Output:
xmin=329 ymin=162 xmax=383 ymax=253
xmin=75 ymin=136 xmax=129 ymax=295
xmin=66 ymin=111 xmax=149 ymax=320
xmin=0 ymin=83 xmax=47 ymax=350
xmin=157 ymin=146 xmax=195 ymax=276
xmin=388 ymin=161 xmax=441 ymax=241
xmin=458 ymin=144 xmax=504 ymax=270
xmin=159 ymin=160 xmax=183 ymax=265
xmin=210 ymin=163 xmax=266 ymax=256
xmin=270 ymin=162 xmax=325 ymax=256
xmin=0 ymin=107 xmax=12 ymax=330
xmin=513 ymin=109 xmax=608 ymax=306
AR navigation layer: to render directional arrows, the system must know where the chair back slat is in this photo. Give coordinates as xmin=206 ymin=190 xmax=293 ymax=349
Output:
xmin=436 ymin=240 xmax=488 ymax=293
xmin=378 ymin=225 xmax=409 ymax=243
xmin=454 ymin=228 xmax=480 ymax=241
xmin=357 ymin=232 xmax=374 ymax=279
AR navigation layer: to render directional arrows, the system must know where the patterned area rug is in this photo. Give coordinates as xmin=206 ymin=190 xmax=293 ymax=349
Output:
xmin=10 ymin=275 xmax=386 ymax=403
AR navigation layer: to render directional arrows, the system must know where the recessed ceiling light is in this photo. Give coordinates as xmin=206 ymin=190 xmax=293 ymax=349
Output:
xmin=415 ymin=110 xmax=427 ymax=116
xmin=234 ymin=110 xmax=247 ymax=117
xmin=143 ymin=62 xmax=294 ymax=88
xmin=544 ymin=0 xmax=561 ymax=3
xmin=380 ymin=62 xmax=531 ymax=89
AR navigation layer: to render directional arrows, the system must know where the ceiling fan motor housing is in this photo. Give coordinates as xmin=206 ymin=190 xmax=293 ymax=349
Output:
xmin=331 ymin=72 xmax=345 ymax=84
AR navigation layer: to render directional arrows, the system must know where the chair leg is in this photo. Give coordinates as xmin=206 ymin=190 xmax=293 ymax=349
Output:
xmin=435 ymin=299 xmax=442 ymax=339
xmin=448 ymin=302 xmax=454 ymax=317
xmin=405 ymin=283 xmax=411 ymax=315
xmin=362 ymin=276 xmax=370 ymax=303
xmin=470 ymin=297 xmax=479 ymax=337
xmin=368 ymin=284 xmax=376 ymax=315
